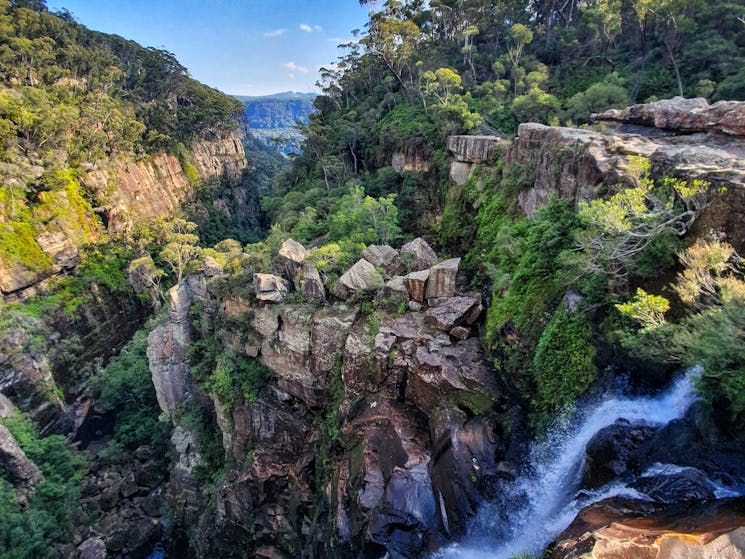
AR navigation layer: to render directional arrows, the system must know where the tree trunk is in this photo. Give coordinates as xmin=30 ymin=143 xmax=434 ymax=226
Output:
xmin=665 ymin=40 xmax=684 ymax=97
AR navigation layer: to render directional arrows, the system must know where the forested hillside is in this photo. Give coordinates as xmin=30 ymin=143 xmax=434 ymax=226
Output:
xmin=270 ymin=0 xmax=744 ymax=240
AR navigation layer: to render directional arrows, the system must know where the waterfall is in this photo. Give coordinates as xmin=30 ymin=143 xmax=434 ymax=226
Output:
xmin=434 ymin=370 xmax=701 ymax=559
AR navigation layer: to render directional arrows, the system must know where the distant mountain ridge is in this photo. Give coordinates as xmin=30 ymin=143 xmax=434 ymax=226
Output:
xmin=234 ymin=92 xmax=316 ymax=154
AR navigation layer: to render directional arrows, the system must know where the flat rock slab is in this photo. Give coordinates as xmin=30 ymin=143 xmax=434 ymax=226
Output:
xmin=424 ymin=295 xmax=481 ymax=331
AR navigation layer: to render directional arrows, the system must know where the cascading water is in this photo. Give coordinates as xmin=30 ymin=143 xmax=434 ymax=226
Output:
xmin=434 ymin=370 xmax=701 ymax=559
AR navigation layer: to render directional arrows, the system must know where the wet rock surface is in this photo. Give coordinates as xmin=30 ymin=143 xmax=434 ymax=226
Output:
xmin=550 ymin=497 xmax=745 ymax=559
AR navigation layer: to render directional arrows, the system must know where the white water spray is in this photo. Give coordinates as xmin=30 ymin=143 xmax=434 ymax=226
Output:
xmin=434 ymin=370 xmax=700 ymax=559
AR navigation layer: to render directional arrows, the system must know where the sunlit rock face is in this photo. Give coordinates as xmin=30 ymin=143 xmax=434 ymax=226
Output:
xmin=505 ymin=98 xmax=745 ymax=252
xmin=550 ymin=496 xmax=745 ymax=559
xmin=147 ymin=238 xmax=504 ymax=558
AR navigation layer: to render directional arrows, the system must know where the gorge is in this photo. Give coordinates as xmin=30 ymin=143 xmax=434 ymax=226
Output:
xmin=1 ymin=1 xmax=745 ymax=559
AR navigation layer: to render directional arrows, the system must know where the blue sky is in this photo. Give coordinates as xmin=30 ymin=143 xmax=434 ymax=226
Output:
xmin=45 ymin=0 xmax=371 ymax=96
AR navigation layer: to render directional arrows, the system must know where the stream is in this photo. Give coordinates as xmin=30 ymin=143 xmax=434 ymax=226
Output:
xmin=434 ymin=370 xmax=703 ymax=559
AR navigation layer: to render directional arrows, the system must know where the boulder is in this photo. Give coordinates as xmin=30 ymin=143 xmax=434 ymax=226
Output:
xmin=202 ymin=256 xmax=223 ymax=277
xmin=254 ymin=273 xmax=290 ymax=303
xmin=275 ymin=238 xmax=308 ymax=279
xmin=425 ymin=258 xmax=460 ymax=299
xmin=582 ymin=419 xmax=658 ymax=488
xmin=362 ymin=245 xmax=403 ymax=276
xmin=332 ymin=259 xmax=385 ymax=300
xmin=297 ymin=262 xmax=325 ymax=302
xmin=424 ymin=294 xmax=482 ymax=332
xmin=76 ymin=537 xmax=108 ymax=559
xmin=0 ymin=424 xmax=43 ymax=487
xmin=550 ymin=496 xmax=745 ymax=559
xmin=403 ymin=270 xmax=429 ymax=302
xmin=400 ymin=238 xmax=438 ymax=271
xmin=630 ymin=468 xmax=716 ymax=504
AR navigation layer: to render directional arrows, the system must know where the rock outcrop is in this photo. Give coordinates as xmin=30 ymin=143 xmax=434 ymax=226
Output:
xmin=147 ymin=277 xmax=209 ymax=418
xmin=550 ymin=497 xmax=745 ymax=559
xmin=0 ymin=424 xmax=43 ymax=489
xmin=141 ymin=236 xmax=503 ymax=559
xmin=597 ymin=96 xmax=745 ymax=137
xmin=2 ymin=131 xmax=247 ymax=299
xmin=504 ymin=99 xmax=745 ymax=251
xmin=447 ymin=135 xmax=509 ymax=185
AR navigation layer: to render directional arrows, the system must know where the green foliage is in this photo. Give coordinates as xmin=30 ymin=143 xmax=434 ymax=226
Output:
xmin=0 ymin=413 xmax=85 ymax=559
xmin=93 ymin=324 xmax=172 ymax=462
xmin=205 ymin=350 xmax=271 ymax=409
xmin=570 ymin=157 xmax=709 ymax=292
xmin=532 ymin=308 xmax=597 ymax=427
xmin=615 ymin=288 xmax=670 ymax=329
xmin=179 ymin=402 xmax=225 ymax=485
xmin=484 ymin=197 xmax=581 ymax=353
xmin=0 ymin=220 xmax=51 ymax=271
xmin=616 ymin=241 xmax=745 ymax=425
xmin=566 ymin=77 xmax=629 ymax=123
xmin=511 ymin=86 xmax=561 ymax=125
xmin=326 ymin=183 xmax=401 ymax=246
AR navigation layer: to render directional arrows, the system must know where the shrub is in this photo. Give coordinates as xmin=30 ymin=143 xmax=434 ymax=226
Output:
xmin=531 ymin=307 xmax=596 ymax=427
xmin=0 ymin=413 xmax=85 ymax=559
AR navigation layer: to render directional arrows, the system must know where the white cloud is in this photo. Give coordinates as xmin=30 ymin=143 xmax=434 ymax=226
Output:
xmin=314 ymin=25 xmax=323 ymax=32
xmin=264 ymin=28 xmax=287 ymax=37
xmin=282 ymin=61 xmax=309 ymax=74
xmin=299 ymin=23 xmax=313 ymax=33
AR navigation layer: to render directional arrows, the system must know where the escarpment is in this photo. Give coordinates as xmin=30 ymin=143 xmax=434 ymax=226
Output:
xmin=143 ymin=237 xmax=508 ymax=558
xmin=2 ymin=131 xmax=247 ymax=299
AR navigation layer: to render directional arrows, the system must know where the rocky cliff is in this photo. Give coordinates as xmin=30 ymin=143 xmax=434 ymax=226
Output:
xmin=143 ymin=237 xmax=510 ymax=558
xmin=1 ymin=132 xmax=247 ymax=300
xmin=506 ymin=97 xmax=745 ymax=251
xmin=0 ymin=131 xmax=249 ymax=438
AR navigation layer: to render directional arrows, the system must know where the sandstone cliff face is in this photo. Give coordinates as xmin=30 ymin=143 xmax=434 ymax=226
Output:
xmin=504 ymin=98 xmax=745 ymax=251
xmin=392 ymin=145 xmax=430 ymax=173
xmin=147 ymin=238 xmax=506 ymax=558
xmin=1 ymin=131 xmax=247 ymax=299
xmin=81 ymin=132 xmax=247 ymax=235
xmin=447 ymin=135 xmax=508 ymax=185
